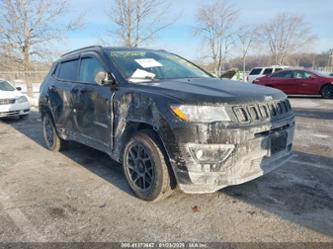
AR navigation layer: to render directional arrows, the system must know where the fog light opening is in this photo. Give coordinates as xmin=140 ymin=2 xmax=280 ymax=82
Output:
xmin=188 ymin=144 xmax=235 ymax=164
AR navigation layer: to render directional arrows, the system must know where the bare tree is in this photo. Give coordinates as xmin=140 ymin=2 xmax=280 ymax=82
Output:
xmin=194 ymin=0 xmax=238 ymax=76
xmin=236 ymin=25 xmax=258 ymax=81
xmin=107 ymin=0 xmax=175 ymax=48
xmin=0 ymin=0 xmax=83 ymax=97
xmin=262 ymin=13 xmax=316 ymax=65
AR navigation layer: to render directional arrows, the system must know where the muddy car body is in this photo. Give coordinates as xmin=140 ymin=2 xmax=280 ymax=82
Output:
xmin=39 ymin=46 xmax=295 ymax=201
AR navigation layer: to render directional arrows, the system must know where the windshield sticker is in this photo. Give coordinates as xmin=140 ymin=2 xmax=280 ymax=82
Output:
xmin=135 ymin=58 xmax=163 ymax=68
xmin=129 ymin=69 xmax=156 ymax=83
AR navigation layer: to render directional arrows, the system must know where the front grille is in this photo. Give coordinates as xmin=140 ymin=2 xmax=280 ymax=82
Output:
xmin=259 ymin=104 xmax=269 ymax=119
xmin=0 ymin=110 xmax=20 ymax=117
xmin=248 ymin=106 xmax=260 ymax=121
xmin=233 ymin=99 xmax=292 ymax=123
xmin=233 ymin=106 xmax=249 ymax=122
xmin=0 ymin=99 xmax=15 ymax=105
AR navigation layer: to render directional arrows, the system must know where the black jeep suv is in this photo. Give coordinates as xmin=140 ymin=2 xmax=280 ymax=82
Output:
xmin=39 ymin=46 xmax=295 ymax=201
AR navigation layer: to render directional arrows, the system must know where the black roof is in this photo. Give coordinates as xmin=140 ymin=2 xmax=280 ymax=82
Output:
xmin=61 ymin=45 xmax=165 ymax=58
xmin=61 ymin=45 xmax=103 ymax=57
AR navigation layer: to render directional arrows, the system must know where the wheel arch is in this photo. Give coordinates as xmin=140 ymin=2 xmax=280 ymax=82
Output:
xmin=115 ymin=121 xmax=177 ymax=188
xmin=40 ymin=105 xmax=54 ymax=122
xmin=117 ymin=121 xmax=170 ymax=162
xmin=39 ymin=105 xmax=60 ymax=136
xmin=320 ymin=83 xmax=332 ymax=93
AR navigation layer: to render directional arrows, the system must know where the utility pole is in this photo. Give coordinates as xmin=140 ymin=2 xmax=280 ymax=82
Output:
xmin=328 ymin=49 xmax=333 ymax=71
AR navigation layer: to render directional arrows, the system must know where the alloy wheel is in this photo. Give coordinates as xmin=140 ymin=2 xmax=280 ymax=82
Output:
xmin=126 ymin=143 xmax=155 ymax=191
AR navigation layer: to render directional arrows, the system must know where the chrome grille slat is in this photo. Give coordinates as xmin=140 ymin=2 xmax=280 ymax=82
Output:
xmin=233 ymin=106 xmax=249 ymax=122
xmin=233 ymin=99 xmax=291 ymax=123
xmin=0 ymin=99 xmax=15 ymax=105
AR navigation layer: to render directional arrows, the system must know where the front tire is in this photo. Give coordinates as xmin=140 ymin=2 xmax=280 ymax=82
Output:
xmin=19 ymin=114 xmax=29 ymax=120
xmin=122 ymin=131 xmax=173 ymax=201
xmin=321 ymin=85 xmax=333 ymax=99
xmin=42 ymin=114 xmax=66 ymax=152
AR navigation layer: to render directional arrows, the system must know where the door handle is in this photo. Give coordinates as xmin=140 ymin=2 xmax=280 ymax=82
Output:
xmin=71 ymin=87 xmax=79 ymax=94
xmin=80 ymin=88 xmax=88 ymax=94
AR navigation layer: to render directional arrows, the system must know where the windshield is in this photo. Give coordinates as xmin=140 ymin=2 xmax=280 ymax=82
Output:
xmin=109 ymin=50 xmax=212 ymax=82
xmin=313 ymin=71 xmax=332 ymax=77
xmin=0 ymin=80 xmax=15 ymax=91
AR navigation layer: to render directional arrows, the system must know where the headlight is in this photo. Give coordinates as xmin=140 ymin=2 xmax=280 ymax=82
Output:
xmin=16 ymin=96 xmax=28 ymax=103
xmin=170 ymin=105 xmax=231 ymax=122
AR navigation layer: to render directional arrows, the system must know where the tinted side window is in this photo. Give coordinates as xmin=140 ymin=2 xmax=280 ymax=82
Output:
xmin=272 ymin=71 xmax=292 ymax=78
xmin=263 ymin=68 xmax=273 ymax=75
xmin=79 ymin=57 xmax=104 ymax=83
xmin=58 ymin=60 xmax=78 ymax=81
xmin=293 ymin=70 xmax=312 ymax=79
xmin=249 ymin=68 xmax=262 ymax=75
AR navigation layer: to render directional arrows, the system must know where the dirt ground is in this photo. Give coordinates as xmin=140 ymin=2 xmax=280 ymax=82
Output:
xmin=0 ymin=97 xmax=332 ymax=242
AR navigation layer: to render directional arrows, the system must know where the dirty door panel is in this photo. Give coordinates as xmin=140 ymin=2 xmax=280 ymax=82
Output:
xmin=71 ymin=84 xmax=112 ymax=145
xmin=49 ymin=59 xmax=79 ymax=131
xmin=71 ymin=56 xmax=112 ymax=146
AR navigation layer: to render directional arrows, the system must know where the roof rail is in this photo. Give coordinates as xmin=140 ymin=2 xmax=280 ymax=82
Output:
xmin=61 ymin=45 xmax=103 ymax=57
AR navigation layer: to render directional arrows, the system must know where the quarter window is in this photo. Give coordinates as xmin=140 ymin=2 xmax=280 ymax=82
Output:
xmin=79 ymin=57 xmax=104 ymax=83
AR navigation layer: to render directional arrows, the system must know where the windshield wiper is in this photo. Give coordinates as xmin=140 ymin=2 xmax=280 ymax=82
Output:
xmin=130 ymin=75 xmax=156 ymax=80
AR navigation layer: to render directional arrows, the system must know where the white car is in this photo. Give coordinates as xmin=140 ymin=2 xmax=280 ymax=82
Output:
xmin=247 ymin=66 xmax=288 ymax=83
xmin=0 ymin=80 xmax=30 ymax=118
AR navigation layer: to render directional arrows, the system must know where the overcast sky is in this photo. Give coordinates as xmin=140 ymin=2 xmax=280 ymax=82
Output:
xmin=59 ymin=0 xmax=333 ymax=60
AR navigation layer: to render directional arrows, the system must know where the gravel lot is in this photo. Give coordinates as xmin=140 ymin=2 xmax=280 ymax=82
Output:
xmin=0 ymin=97 xmax=332 ymax=242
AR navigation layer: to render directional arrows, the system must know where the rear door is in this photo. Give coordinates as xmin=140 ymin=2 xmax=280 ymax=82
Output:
xmin=71 ymin=53 xmax=113 ymax=149
xmin=269 ymin=70 xmax=294 ymax=93
xmin=49 ymin=57 xmax=79 ymax=134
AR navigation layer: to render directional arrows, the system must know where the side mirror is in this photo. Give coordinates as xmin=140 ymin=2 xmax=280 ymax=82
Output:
xmin=309 ymin=75 xmax=316 ymax=80
xmin=95 ymin=71 xmax=116 ymax=86
xmin=16 ymin=87 xmax=22 ymax=91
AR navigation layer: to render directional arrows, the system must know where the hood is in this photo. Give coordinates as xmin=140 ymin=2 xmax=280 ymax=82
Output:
xmin=137 ymin=78 xmax=286 ymax=104
xmin=0 ymin=89 xmax=23 ymax=99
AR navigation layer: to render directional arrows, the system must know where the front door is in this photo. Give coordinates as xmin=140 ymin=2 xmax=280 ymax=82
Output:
xmin=71 ymin=55 xmax=113 ymax=148
xmin=270 ymin=70 xmax=294 ymax=93
xmin=292 ymin=70 xmax=318 ymax=94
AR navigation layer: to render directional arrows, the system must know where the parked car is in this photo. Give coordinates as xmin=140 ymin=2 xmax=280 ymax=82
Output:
xmin=0 ymin=80 xmax=30 ymax=118
xmin=247 ymin=66 xmax=287 ymax=83
xmin=39 ymin=46 xmax=295 ymax=201
xmin=253 ymin=69 xmax=333 ymax=99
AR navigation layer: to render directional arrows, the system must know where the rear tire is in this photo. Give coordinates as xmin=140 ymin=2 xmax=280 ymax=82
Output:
xmin=122 ymin=130 xmax=173 ymax=201
xmin=42 ymin=114 xmax=66 ymax=152
xmin=321 ymin=85 xmax=333 ymax=99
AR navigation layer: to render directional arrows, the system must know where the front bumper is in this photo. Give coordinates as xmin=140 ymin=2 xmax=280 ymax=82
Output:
xmin=0 ymin=102 xmax=30 ymax=117
xmin=164 ymin=115 xmax=295 ymax=194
